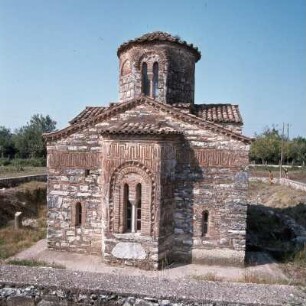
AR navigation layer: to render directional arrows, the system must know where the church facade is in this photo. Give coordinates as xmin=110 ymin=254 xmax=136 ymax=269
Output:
xmin=45 ymin=32 xmax=251 ymax=270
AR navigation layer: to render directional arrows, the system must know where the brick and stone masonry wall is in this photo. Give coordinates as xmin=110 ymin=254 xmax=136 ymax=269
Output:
xmin=47 ymin=128 xmax=103 ymax=255
xmin=101 ymin=138 xmax=161 ymax=270
xmin=118 ymin=103 xmax=249 ymax=265
xmin=46 ymin=102 xmax=249 ymax=268
xmin=118 ymin=42 xmax=197 ymax=104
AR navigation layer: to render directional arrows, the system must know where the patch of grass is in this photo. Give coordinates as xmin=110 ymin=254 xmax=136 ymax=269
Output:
xmin=241 ymin=270 xmax=288 ymax=285
xmin=192 ymin=271 xmax=290 ymax=285
xmin=0 ymin=204 xmax=46 ymax=259
xmin=7 ymin=259 xmax=65 ymax=269
xmin=0 ymin=165 xmax=46 ymax=178
xmin=192 ymin=272 xmax=223 ymax=282
xmin=280 ymin=247 xmax=306 ymax=286
xmin=0 ymin=225 xmax=46 ymax=259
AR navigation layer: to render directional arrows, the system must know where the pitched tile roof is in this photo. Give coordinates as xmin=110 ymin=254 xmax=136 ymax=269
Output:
xmin=69 ymin=106 xmax=108 ymax=124
xmin=44 ymin=97 xmax=251 ymax=143
xmin=194 ymin=104 xmax=243 ymax=124
xmin=117 ymin=31 xmax=201 ymax=61
xmin=100 ymin=122 xmax=182 ymax=136
xmin=70 ymin=103 xmax=242 ymax=127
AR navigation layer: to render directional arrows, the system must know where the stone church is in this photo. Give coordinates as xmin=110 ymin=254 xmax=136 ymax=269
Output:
xmin=44 ymin=32 xmax=251 ymax=270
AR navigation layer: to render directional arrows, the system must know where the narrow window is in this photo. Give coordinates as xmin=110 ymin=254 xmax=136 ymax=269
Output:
xmin=124 ymin=184 xmax=132 ymax=232
xmin=142 ymin=62 xmax=150 ymax=96
xmin=153 ymin=62 xmax=159 ymax=98
xmin=84 ymin=169 xmax=90 ymax=177
xmin=202 ymin=211 xmax=209 ymax=236
xmin=75 ymin=202 xmax=82 ymax=227
xmin=136 ymin=183 xmax=142 ymax=231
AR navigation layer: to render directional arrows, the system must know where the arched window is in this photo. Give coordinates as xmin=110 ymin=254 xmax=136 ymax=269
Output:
xmin=153 ymin=62 xmax=159 ymax=98
xmin=123 ymin=183 xmax=142 ymax=233
xmin=75 ymin=202 xmax=82 ymax=227
xmin=142 ymin=62 xmax=150 ymax=96
xmin=124 ymin=184 xmax=132 ymax=232
xmin=202 ymin=211 xmax=209 ymax=236
xmin=136 ymin=183 xmax=142 ymax=231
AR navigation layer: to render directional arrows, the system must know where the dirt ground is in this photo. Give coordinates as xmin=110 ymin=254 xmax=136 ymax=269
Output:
xmin=248 ymin=180 xmax=306 ymax=207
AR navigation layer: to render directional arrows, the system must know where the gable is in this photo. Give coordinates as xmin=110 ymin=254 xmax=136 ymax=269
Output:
xmin=44 ymin=97 xmax=251 ymax=144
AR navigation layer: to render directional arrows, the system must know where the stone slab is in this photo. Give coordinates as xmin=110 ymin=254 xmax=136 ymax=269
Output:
xmin=112 ymin=242 xmax=146 ymax=260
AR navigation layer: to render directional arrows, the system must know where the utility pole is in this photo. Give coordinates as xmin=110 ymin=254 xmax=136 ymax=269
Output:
xmin=279 ymin=122 xmax=285 ymax=179
xmin=287 ymin=123 xmax=289 ymax=140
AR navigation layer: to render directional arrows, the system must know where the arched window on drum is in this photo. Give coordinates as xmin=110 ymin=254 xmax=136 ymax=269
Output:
xmin=152 ymin=62 xmax=159 ymax=98
xmin=141 ymin=62 xmax=150 ymax=96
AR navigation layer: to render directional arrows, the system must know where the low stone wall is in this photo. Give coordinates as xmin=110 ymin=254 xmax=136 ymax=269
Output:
xmin=250 ymin=177 xmax=306 ymax=192
xmin=0 ymin=175 xmax=47 ymax=188
xmin=279 ymin=178 xmax=306 ymax=192
xmin=0 ymin=265 xmax=305 ymax=305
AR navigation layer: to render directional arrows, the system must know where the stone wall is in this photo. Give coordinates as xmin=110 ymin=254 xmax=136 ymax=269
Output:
xmin=47 ymin=128 xmax=103 ymax=255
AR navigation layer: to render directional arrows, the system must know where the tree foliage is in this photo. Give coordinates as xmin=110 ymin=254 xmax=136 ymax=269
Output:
xmin=0 ymin=126 xmax=15 ymax=158
xmin=14 ymin=114 xmax=56 ymax=159
xmin=0 ymin=114 xmax=56 ymax=161
xmin=250 ymin=127 xmax=306 ymax=165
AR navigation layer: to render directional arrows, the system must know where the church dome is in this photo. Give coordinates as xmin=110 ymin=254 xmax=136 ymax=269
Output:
xmin=117 ymin=31 xmax=201 ymax=62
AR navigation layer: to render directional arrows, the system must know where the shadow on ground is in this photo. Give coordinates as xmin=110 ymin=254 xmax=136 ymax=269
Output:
xmin=245 ymin=203 xmax=306 ymax=266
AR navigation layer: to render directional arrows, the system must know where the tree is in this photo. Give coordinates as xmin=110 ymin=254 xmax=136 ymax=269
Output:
xmin=288 ymin=137 xmax=306 ymax=165
xmin=249 ymin=127 xmax=282 ymax=164
xmin=250 ymin=125 xmax=306 ymax=166
xmin=0 ymin=126 xmax=15 ymax=158
xmin=14 ymin=114 xmax=56 ymax=159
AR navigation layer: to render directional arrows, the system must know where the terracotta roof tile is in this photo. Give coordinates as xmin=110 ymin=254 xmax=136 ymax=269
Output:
xmin=194 ymin=104 xmax=243 ymax=124
xmin=44 ymin=97 xmax=251 ymax=143
xmin=70 ymin=103 xmax=242 ymax=127
xmin=117 ymin=31 xmax=201 ymax=61
xmin=69 ymin=107 xmax=108 ymax=124
xmin=101 ymin=122 xmax=182 ymax=136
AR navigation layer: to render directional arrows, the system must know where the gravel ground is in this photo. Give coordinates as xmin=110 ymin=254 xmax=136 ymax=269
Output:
xmin=0 ymin=265 xmax=305 ymax=305
xmin=9 ymin=240 xmax=288 ymax=282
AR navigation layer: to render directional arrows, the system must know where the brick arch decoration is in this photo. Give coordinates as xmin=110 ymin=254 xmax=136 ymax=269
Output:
xmin=135 ymin=50 xmax=168 ymax=71
xmin=109 ymin=161 xmax=156 ymax=236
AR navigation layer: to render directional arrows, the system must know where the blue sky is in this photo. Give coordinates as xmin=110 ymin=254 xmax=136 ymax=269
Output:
xmin=0 ymin=0 xmax=305 ymax=138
